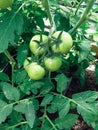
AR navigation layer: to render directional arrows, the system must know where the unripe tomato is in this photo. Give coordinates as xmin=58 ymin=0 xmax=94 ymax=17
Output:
xmin=0 ymin=0 xmax=13 ymax=9
xmin=51 ymin=31 xmax=73 ymax=54
xmin=44 ymin=56 xmax=62 ymax=72
xmin=27 ymin=62 xmax=45 ymax=80
xmin=23 ymin=57 xmax=32 ymax=71
xmin=29 ymin=34 xmax=48 ymax=56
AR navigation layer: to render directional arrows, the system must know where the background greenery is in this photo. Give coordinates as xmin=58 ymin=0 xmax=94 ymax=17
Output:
xmin=0 ymin=0 xmax=98 ymax=130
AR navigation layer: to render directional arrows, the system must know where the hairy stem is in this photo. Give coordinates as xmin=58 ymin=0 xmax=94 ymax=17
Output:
xmin=69 ymin=0 xmax=95 ymax=35
xmin=4 ymin=50 xmax=16 ymax=85
xmin=45 ymin=115 xmax=57 ymax=130
xmin=42 ymin=0 xmax=52 ymax=23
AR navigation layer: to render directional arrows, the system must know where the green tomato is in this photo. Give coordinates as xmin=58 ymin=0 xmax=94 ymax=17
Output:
xmin=29 ymin=34 xmax=48 ymax=56
xmin=0 ymin=0 xmax=13 ymax=9
xmin=51 ymin=31 xmax=73 ymax=54
xmin=23 ymin=57 xmax=32 ymax=71
xmin=27 ymin=62 xmax=45 ymax=80
xmin=44 ymin=56 xmax=62 ymax=72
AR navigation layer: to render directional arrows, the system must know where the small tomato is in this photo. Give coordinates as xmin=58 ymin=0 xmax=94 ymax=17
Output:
xmin=27 ymin=62 xmax=45 ymax=80
xmin=44 ymin=56 xmax=62 ymax=72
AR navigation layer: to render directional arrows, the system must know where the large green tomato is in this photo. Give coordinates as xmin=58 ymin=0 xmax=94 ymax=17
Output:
xmin=44 ymin=56 xmax=62 ymax=72
xmin=29 ymin=34 xmax=48 ymax=56
xmin=27 ymin=62 xmax=45 ymax=80
xmin=23 ymin=57 xmax=32 ymax=71
xmin=51 ymin=31 xmax=73 ymax=54
xmin=0 ymin=0 xmax=13 ymax=9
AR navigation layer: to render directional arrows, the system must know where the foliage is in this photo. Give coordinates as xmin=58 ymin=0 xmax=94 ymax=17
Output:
xmin=0 ymin=0 xmax=98 ymax=129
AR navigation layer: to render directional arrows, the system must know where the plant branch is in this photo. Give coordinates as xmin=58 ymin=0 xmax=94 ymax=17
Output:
xmin=4 ymin=50 xmax=15 ymax=64
xmin=4 ymin=50 xmax=15 ymax=85
xmin=7 ymin=121 xmax=27 ymax=130
xmin=74 ymin=0 xmax=85 ymax=15
xmin=45 ymin=115 xmax=57 ymax=130
xmin=42 ymin=0 xmax=52 ymax=24
xmin=68 ymin=0 xmax=95 ymax=35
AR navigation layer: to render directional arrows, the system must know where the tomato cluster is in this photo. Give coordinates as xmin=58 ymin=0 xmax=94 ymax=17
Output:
xmin=24 ymin=31 xmax=73 ymax=80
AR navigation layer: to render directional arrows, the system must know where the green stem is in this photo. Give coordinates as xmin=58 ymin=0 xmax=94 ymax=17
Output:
xmin=48 ymin=71 xmax=51 ymax=78
xmin=4 ymin=50 xmax=15 ymax=64
xmin=45 ymin=115 xmax=57 ymax=130
xmin=41 ymin=106 xmax=47 ymax=129
xmin=75 ymin=0 xmax=85 ymax=15
xmin=7 ymin=121 xmax=27 ymax=130
xmin=42 ymin=0 xmax=52 ymax=23
xmin=4 ymin=50 xmax=16 ymax=85
xmin=69 ymin=0 xmax=95 ymax=35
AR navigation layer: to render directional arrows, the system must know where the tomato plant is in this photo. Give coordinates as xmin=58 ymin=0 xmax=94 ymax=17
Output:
xmin=0 ymin=0 xmax=98 ymax=130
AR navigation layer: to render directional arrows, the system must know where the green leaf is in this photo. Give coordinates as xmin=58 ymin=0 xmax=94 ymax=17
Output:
xmin=31 ymin=80 xmax=45 ymax=94
xmin=0 ymin=11 xmax=24 ymax=53
xmin=41 ymin=94 xmax=53 ymax=106
xmin=80 ymin=70 xmax=86 ymax=87
xmin=0 ymin=72 xmax=9 ymax=82
xmin=14 ymin=100 xmax=28 ymax=113
xmin=0 ymin=124 xmax=10 ymax=130
xmin=13 ymin=69 xmax=27 ymax=84
xmin=72 ymin=91 xmax=98 ymax=124
xmin=25 ymin=101 xmax=35 ymax=128
xmin=93 ymin=124 xmax=98 ymax=130
xmin=0 ymin=100 xmax=13 ymax=124
xmin=78 ymin=41 xmax=91 ymax=63
xmin=59 ymin=99 xmax=70 ymax=118
xmin=2 ymin=82 xmax=20 ymax=101
xmin=17 ymin=44 xmax=29 ymax=67
xmin=72 ymin=90 xmax=98 ymax=102
xmin=55 ymin=74 xmax=70 ymax=93
xmin=40 ymin=78 xmax=54 ymax=95
xmin=35 ymin=16 xmax=44 ymax=31
xmin=41 ymin=119 xmax=52 ymax=130
xmin=77 ymin=102 xmax=98 ymax=124
xmin=55 ymin=114 xmax=78 ymax=130
xmin=14 ymin=100 xmax=35 ymax=128
xmin=47 ymin=96 xmax=70 ymax=117
xmin=9 ymin=111 xmax=23 ymax=125
xmin=20 ymin=79 xmax=45 ymax=95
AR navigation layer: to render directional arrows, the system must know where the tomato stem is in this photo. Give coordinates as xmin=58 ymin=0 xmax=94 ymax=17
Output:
xmin=74 ymin=0 xmax=85 ymax=15
xmin=45 ymin=115 xmax=57 ymax=130
xmin=68 ymin=0 xmax=95 ymax=35
xmin=4 ymin=50 xmax=16 ymax=85
xmin=7 ymin=121 xmax=27 ymax=130
xmin=42 ymin=0 xmax=52 ymax=24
